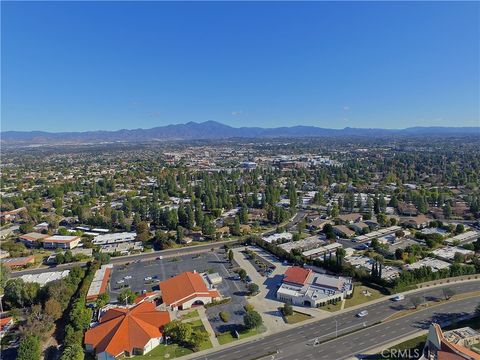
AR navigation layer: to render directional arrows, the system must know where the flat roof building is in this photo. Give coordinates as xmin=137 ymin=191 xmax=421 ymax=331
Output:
xmin=87 ymin=264 xmax=113 ymax=302
xmin=20 ymin=270 xmax=70 ymax=286
xmin=19 ymin=232 xmax=50 ymax=247
xmin=276 ymin=266 xmax=353 ymax=307
xmin=1 ymin=255 xmax=35 ymax=268
xmin=444 ymin=231 xmax=480 ymax=245
xmin=43 ymin=235 xmax=81 ymax=249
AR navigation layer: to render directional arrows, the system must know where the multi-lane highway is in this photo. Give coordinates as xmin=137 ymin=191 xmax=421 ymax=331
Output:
xmin=192 ymin=281 xmax=480 ymax=360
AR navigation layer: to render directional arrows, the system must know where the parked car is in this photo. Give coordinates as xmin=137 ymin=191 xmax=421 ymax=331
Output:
xmin=144 ymin=276 xmax=152 ymax=281
xmin=116 ymin=280 xmax=125 ymax=284
xmin=357 ymin=310 xmax=368 ymax=317
xmin=392 ymin=294 xmax=405 ymax=301
xmin=124 ymin=275 xmax=132 ymax=280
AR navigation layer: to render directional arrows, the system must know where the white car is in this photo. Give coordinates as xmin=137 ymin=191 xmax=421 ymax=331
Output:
xmin=144 ymin=276 xmax=152 ymax=281
xmin=357 ymin=310 xmax=368 ymax=317
xmin=392 ymin=294 xmax=405 ymax=301
xmin=124 ymin=276 xmax=132 ymax=280
xmin=116 ymin=280 xmax=125 ymax=284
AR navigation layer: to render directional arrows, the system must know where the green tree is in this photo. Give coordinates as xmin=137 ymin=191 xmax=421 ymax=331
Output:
xmin=96 ymin=292 xmax=110 ymax=308
xmin=282 ymin=302 xmax=293 ymax=316
xmin=442 ymin=287 xmax=455 ymax=300
xmin=60 ymin=343 xmax=84 ymax=360
xmin=44 ymin=298 xmax=62 ymax=320
xmin=238 ymin=269 xmax=247 ymax=281
xmin=247 ymin=283 xmax=259 ymax=295
xmin=17 ymin=335 xmax=41 ymax=360
xmin=136 ymin=221 xmax=150 ymax=242
xmin=0 ymin=263 xmax=10 ymax=295
xmin=228 ymin=249 xmax=234 ymax=263
xmin=219 ymin=311 xmax=230 ymax=322
xmin=455 ymin=224 xmax=465 ymax=235
xmin=244 ymin=310 xmax=263 ymax=329
xmin=118 ymin=288 xmax=136 ymax=305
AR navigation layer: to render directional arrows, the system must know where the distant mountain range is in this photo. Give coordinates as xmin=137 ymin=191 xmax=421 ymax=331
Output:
xmin=1 ymin=121 xmax=479 ymax=145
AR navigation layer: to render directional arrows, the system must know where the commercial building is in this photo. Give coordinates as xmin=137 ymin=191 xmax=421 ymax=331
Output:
xmin=432 ymin=247 xmax=474 ymax=263
xmin=20 ymin=270 xmax=70 ymax=286
xmin=276 ymin=267 xmax=353 ymax=307
xmin=352 ymin=226 xmax=402 ymax=243
xmin=262 ymin=232 xmax=292 ymax=244
xmin=444 ymin=231 xmax=480 ymax=245
xmin=302 ymin=243 xmax=343 ymax=260
xmin=424 ymin=323 xmax=479 ymax=359
xmin=19 ymin=232 xmax=50 ymax=247
xmin=278 ymin=236 xmax=325 ymax=252
xmin=43 ymin=235 xmax=81 ymax=249
xmin=87 ymin=264 xmax=113 ymax=302
xmin=92 ymin=232 xmax=137 ymax=245
xmin=159 ymin=271 xmax=221 ymax=310
xmin=405 ymin=257 xmax=451 ymax=272
xmin=84 ymin=301 xmax=170 ymax=359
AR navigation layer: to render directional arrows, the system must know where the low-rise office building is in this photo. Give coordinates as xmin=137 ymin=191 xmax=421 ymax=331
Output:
xmin=43 ymin=235 xmax=81 ymax=249
xmin=19 ymin=232 xmax=50 ymax=247
xmin=1 ymin=255 xmax=35 ymax=269
xmin=276 ymin=266 xmax=353 ymax=307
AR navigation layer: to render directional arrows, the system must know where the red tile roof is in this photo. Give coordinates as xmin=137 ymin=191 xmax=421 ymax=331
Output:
xmin=159 ymin=272 xmax=220 ymax=307
xmin=134 ymin=291 xmax=157 ymax=304
xmin=433 ymin=323 xmax=479 ymax=360
xmin=0 ymin=317 xmax=13 ymax=328
xmin=283 ymin=267 xmax=312 ymax=285
xmin=84 ymin=301 xmax=170 ymax=357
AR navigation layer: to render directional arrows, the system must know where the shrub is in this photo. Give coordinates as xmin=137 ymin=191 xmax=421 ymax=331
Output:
xmin=219 ymin=311 xmax=230 ymax=322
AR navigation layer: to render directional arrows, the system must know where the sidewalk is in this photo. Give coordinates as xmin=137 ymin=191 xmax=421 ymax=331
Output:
xmin=197 ymin=307 xmax=220 ymax=348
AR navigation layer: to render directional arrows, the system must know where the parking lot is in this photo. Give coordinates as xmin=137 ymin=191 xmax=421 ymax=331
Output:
xmin=108 ymin=248 xmax=248 ymax=333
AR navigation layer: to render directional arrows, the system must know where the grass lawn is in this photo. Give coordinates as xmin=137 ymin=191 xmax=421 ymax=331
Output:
xmin=188 ymin=319 xmax=204 ymax=329
xmin=217 ymin=325 xmax=267 ymax=345
xmin=374 ymin=316 xmax=480 ymax=359
xmin=134 ymin=344 xmax=193 ymax=359
xmin=32 ymin=250 xmax=52 ymax=264
xmin=321 ymin=301 xmax=343 ymax=312
xmin=181 ymin=309 xmax=199 ymax=320
xmin=379 ymin=334 xmax=427 ymax=360
xmin=283 ymin=311 xmax=312 ymax=324
xmin=344 ymin=285 xmax=384 ymax=308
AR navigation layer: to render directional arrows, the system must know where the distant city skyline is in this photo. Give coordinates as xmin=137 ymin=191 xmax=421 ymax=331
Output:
xmin=1 ymin=1 xmax=479 ymax=132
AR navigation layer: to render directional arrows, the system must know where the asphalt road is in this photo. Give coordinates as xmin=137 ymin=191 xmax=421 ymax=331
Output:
xmin=192 ymin=281 xmax=480 ymax=360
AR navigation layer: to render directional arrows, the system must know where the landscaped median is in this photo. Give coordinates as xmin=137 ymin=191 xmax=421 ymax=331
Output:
xmin=383 ymin=290 xmax=480 ymax=322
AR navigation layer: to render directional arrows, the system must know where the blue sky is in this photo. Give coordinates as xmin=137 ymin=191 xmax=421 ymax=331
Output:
xmin=1 ymin=1 xmax=479 ymax=132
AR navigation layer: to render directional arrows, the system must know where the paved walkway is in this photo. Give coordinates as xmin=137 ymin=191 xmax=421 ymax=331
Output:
xmin=197 ymin=307 xmax=220 ymax=348
xmin=232 ymin=248 xmax=330 ymax=336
